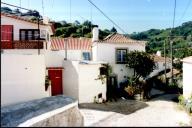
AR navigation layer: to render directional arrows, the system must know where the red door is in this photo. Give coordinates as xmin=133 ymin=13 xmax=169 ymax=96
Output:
xmin=1 ymin=25 xmax=13 ymax=49
xmin=48 ymin=69 xmax=63 ymax=96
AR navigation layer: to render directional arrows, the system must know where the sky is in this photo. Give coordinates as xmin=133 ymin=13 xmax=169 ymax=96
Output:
xmin=1 ymin=0 xmax=192 ymax=34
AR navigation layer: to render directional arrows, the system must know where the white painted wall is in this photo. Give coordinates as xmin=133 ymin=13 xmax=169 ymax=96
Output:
xmin=63 ymin=60 xmax=106 ymax=103
xmin=149 ymin=61 xmax=171 ymax=77
xmin=79 ymin=64 xmax=106 ymax=103
xmin=1 ymin=54 xmax=50 ymax=106
xmin=92 ymin=43 xmax=145 ymax=86
xmin=183 ymin=62 xmax=192 ymax=99
xmin=63 ymin=60 xmax=79 ymax=100
xmin=45 ymin=50 xmax=91 ymax=67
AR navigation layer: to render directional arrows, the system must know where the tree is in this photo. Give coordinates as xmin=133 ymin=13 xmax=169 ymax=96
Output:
xmin=126 ymin=51 xmax=156 ymax=81
xmin=110 ymin=27 xmax=117 ymax=33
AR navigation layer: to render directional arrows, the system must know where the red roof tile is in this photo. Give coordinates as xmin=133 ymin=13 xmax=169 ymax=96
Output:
xmin=50 ymin=37 xmax=92 ymax=50
xmin=98 ymin=33 xmax=146 ymax=46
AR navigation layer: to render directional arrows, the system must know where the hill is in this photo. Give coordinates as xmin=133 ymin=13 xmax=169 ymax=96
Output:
xmin=128 ymin=21 xmax=192 ymax=59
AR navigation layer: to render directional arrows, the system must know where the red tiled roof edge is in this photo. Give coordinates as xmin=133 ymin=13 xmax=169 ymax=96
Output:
xmin=50 ymin=37 xmax=92 ymax=50
xmin=98 ymin=33 xmax=146 ymax=46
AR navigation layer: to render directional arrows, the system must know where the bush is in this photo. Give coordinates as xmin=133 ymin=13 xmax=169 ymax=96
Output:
xmin=178 ymin=95 xmax=192 ymax=114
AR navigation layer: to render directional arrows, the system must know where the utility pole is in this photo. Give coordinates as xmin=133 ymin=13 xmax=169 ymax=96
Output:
xmin=164 ymin=39 xmax=167 ymax=85
xmin=170 ymin=0 xmax=177 ymax=85
xmin=170 ymin=39 xmax=173 ymax=84
xmin=64 ymin=39 xmax=68 ymax=60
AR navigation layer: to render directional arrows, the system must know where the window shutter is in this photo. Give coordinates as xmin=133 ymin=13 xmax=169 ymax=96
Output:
xmin=1 ymin=25 xmax=13 ymax=41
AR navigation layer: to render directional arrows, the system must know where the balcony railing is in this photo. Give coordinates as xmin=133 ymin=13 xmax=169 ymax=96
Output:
xmin=1 ymin=40 xmax=44 ymax=49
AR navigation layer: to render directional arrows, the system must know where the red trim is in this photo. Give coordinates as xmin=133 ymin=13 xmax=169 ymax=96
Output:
xmin=46 ymin=67 xmax=64 ymax=70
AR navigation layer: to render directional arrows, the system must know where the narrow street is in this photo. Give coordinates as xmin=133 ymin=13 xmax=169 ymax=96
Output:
xmin=80 ymin=89 xmax=192 ymax=127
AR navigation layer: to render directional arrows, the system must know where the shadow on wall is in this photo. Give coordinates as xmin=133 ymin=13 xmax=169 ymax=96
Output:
xmin=79 ymin=99 xmax=148 ymax=115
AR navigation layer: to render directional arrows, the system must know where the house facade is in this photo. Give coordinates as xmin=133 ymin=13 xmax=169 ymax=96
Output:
xmin=46 ymin=37 xmax=92 ymax=67
xmin=1 ymin=13 xmax=53 ymax=106
xmin=92 ymin=27 xmax=146 ymax=86
xmin=149 ymin=52 xmax=171 ymax=78
xmin=1 ymin=12 xmax=53 ymax=54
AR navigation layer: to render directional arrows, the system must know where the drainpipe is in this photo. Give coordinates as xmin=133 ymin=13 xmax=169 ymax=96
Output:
xmin=64 ymin=38 xmax=67 ymax=60
xmin=38 ymin=17 xmax=40 ymax=55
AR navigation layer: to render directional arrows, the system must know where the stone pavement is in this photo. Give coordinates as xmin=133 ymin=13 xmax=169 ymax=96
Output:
xmin=79 ymin=90 xmax=192 ymax=127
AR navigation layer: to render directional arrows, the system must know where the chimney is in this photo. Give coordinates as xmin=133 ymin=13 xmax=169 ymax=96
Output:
xmin=92 ymin=25 xmax=99 ymax=42
xmin=156 ymin=51 xmax=161 ymax=56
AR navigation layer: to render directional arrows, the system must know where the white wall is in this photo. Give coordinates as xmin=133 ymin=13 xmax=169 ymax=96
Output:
xmin=149 ymin=61 xmax=171 ymax=77
xmin=78 ymin=64 xmax=106 ymax=103
xmin=183 ymin=62 xmax=192 ymax=99
xmin=63 ymin=60 xmax=106 ymax=103
xmin=63 ymin=60 xmax=79 ymax=100
xmin=1 ymin=54 xmax=50 ymax=106
xmin=45 ymin=50 xmax=90 ymax=67
xmin=92 ymin=43 xmax=145 ymax=85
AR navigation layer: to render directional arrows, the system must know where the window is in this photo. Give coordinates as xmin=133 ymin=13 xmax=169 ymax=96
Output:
xmin=116 ymin=49 xmax=127 ymax=64
xmin=19 ymin=29 xmax=40 ymax=40
xmin=82 ymin=52 xmax=91 ymax=60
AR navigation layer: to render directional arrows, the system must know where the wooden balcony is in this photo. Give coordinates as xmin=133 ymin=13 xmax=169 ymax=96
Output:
xmin=1 ymin=40 xmax=44 ymax=49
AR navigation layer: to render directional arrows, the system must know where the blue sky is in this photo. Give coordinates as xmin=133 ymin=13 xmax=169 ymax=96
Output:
xmin=2 ymin=0 xmax=192 ymax=34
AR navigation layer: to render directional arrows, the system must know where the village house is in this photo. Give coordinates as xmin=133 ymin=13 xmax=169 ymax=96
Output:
xmin=1 ymin=12 xmax=53 ymax=54
xmin=150 ymin=51 xmax=171 ymax=78
xmin=91 ymin=27 xmax=146 ymax=87
xmin=1 ymin=12 xmax=53 ymax=106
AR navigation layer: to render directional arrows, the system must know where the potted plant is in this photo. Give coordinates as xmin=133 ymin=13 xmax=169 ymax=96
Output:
xmin=45 ymin=76 xmax=51 ymax=91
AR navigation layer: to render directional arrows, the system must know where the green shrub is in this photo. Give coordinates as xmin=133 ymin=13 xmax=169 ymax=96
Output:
xmin=178 ymin=95 xmax=185 ymax=105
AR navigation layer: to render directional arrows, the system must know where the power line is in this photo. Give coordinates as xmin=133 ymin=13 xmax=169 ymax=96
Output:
xmin=42 ymin=0 xmax=44 ymax=16
xmin=177 ymin=0 xmax=192 ymax=26
xmin=87 ymin=0 xmax=127 ymax=34
xmin=19 ymin=0 xmax=21 ymax=7
xmin=70 ymin=0 xmax=71 ymax=23
xmin=1 ymin=2 xmax=32 ymax=11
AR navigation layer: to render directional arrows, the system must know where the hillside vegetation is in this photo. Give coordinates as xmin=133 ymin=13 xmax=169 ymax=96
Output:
xmin=129 ymin=21 xmax=192 ymax=59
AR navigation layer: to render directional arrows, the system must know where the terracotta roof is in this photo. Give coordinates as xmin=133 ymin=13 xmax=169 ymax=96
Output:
xmin=98 ymin=33 xmax=146 ymax=46
xmin=151 ymin=54 xmax=171 ymax=62
xmin=50 ymin=37 xmax=92 ymax=50
xmin=1 ymin=12 xmax=49 ymax=26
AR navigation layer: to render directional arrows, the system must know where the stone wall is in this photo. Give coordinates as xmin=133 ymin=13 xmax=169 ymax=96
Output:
xmin=1 ymin=95 xmax=84 ymax=127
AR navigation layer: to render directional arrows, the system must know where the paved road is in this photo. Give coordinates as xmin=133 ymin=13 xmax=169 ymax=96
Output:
xmin=80 ymin=90 xmax=192 ymax=127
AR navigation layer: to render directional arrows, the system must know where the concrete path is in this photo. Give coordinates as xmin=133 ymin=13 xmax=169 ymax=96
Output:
xmin=80 ymin=89 xmax=192 ymax=127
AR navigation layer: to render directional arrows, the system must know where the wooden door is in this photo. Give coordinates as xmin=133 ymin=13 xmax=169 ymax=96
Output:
xmin=48 ymin=69 xmax=63 ymax=96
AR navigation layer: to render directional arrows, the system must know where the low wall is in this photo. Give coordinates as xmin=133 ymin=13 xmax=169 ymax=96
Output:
xmin=1 ymin=54 xmax=50 ymax=106
xmin=1 ymin=95 xmax=84 ymax=127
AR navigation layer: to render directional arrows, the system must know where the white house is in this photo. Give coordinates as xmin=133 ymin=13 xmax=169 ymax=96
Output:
xmin=92 ymin=27 xmax=146 ymax=86
xmin=182 ymin=56 xmax=192 ymax=99
xmin=149 ymin=52 xmax=171 ymax=77
xmin=46 ymin=37 xmax=92 ymax=67
xmin=46 ymin=37 xmax=107 ymax=103
xmin=1 ymin=12 xmax=53 ymax=54
xmin=1 ymin=12 xmax=53 ymax=106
